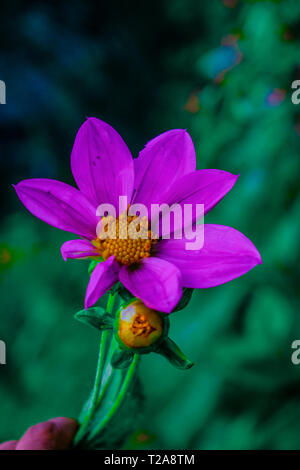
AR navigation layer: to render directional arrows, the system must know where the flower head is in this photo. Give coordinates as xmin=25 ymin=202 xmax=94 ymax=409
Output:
xmin=14 ymin=117 xmax=262 ymax=313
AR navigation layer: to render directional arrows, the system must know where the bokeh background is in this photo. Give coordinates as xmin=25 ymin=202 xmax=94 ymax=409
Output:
xmin=1 ymin=0 xmax=300 ymax=450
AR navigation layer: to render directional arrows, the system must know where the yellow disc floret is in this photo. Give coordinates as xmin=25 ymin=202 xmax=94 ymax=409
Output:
xmin=92 ymin=211 xmax=157 ymax=266
xmin=118 ymin=300 xmax=164 ymax=349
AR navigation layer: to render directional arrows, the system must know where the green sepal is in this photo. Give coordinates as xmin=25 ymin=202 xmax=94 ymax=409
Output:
xmin=111 ymin=347 xmax=134 ymax=369
xmin=172 ymin=288 xmax=194 ymax=313
xmin=74 ymin=307 xmax=113 ymax=331
xmin=156 ymin=337 xmax=194 ymax=370
xmin=116 ymin=284 xmax=136 ymax=304
xmin=88 ymin=256 xmax=104 ymax=276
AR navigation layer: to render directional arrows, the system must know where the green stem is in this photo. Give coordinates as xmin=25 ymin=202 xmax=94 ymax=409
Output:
xmin=74 ymin=292 xmax=116 ymax=445
xmin=95 ymin=337 xmax=117 ymax=407
xmin=94 ymin=294 xmax=120 ymax=407
xmin=106 ymin=291 xmax=116 ymax=315
xmin=88 ymin=353 xmax=139 ymax=442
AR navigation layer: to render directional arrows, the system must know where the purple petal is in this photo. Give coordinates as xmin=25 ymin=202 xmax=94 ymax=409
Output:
xmin=14 ymin=179 xmax=99 ymax=239
xmin=133 ymin=129 xmax=196 ymax=211
xmin=85 ymin=256 xmax=120 ymax=309
xmin=71 ymin=117 xmax=134 ymax=209
xmin=119 ymin=257 xmax=182 ymax=313
xmin=61 ymin=239 xmax=100 ymax=261
xmin=155 ymin=224 xmax=262 ymax=288
xmin=156 ymin=170 xmax=239 ymax=237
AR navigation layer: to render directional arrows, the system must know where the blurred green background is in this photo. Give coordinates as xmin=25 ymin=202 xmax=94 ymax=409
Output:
xmin=1 ymin=0 xmax=300 ymax=450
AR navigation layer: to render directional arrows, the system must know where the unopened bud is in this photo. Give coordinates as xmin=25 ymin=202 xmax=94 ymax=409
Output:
xmin=116 ymin=300 xmax=166 ymax=350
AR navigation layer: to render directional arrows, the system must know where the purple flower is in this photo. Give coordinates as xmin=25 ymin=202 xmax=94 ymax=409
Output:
xmin=14 ymin=118 xmax=261 ymax=313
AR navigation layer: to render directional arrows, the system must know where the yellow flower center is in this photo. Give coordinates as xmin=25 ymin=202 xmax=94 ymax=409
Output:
xmin=118 ymin=300 xmax=163 ymax=349
xmin=92 ymin=212 xmax=157 ymax=266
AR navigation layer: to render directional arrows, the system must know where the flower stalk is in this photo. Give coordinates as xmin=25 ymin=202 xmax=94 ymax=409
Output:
xmin=73 ymin=291 xmax=135 ymax=447
xmin=88 ymin=354 xmax=139 ymax=443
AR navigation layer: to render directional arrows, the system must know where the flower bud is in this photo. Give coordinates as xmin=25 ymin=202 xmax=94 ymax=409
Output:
xmin=116 ymin=300 xmax=167 ymax=350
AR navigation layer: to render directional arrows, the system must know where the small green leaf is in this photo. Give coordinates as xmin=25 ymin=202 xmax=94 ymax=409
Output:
xmin=156 ymin=337 xmax=194 ymax=370
xmin=111 ymin=348 xmax=134 ymax=369
xmin=74 ymin=307 xmax=113 ymax=331
xmin=172 ymin=288 xmax=194 ymax=312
